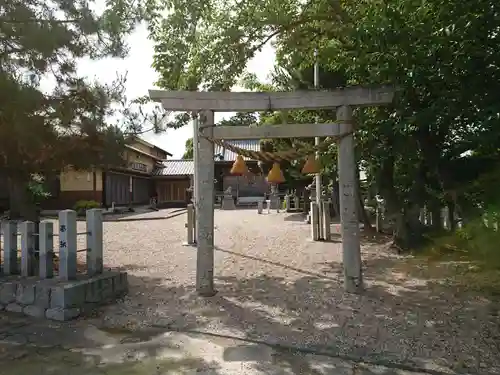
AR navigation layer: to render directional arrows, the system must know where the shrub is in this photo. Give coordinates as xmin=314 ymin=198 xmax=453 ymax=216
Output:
xmin=73 ymin=200 xmax=100 ymax=215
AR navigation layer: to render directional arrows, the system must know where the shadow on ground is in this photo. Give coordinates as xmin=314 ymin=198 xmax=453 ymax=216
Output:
xmin=1 ymin=232 xmax=499 ymax=374
xmin=283 ymin=213 xmax=307 ymax=222
xmin=90 ymin=245 xmax=500 ymax=375
xmin=0 ymin=326 xmax=225 ymax=375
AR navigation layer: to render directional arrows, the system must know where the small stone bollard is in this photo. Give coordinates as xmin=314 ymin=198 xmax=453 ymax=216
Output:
xmin=310 ymin=202 xmax=320 ymax=241
xmin=375 ymin=206 xmax=383 ymax=233
xmin=442 ymin=207 xmax=450 ymax=230
xmin=257 ymin=201 xmax=263 ymax=214
xmin=322 ymin=201 xmax=331 ymax=240
xmin=419 ymin=208 xmax=425 ymax=224
xmin=317 ymin=200 xmax=325 ymax=239
xmin=270 ymin=195 xmax=280 ymax=211
xmin=285 ymin=195 xmax=291 ymax=212
xmin=186 ymin=204 xmax=195 ymax=244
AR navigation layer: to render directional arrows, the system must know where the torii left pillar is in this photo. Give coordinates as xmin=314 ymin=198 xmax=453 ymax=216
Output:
xmin=195 ymin=110 xmax=217 ymax=296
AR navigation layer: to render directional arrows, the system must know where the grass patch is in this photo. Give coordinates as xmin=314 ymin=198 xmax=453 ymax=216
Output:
xmin=413 ymin=220 xmax=500 ymax=297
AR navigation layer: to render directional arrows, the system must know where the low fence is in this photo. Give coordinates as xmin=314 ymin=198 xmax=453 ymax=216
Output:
xmin=1 ymin=209 xmax=103 ymax=280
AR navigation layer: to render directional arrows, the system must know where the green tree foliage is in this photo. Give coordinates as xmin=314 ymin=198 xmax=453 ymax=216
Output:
xmin=0 ymin=0 xmax=143 ymax=219
xmin=147 ymin=0 xmax=500 ymax=249
xmin=182 ymin=138 xmax=193 ymax=159
xmin=326 ymin=0 xmax=500 ymax=247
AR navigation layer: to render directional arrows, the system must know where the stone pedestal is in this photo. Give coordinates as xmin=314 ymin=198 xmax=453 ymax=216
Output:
xmin=0 ymin=271 xmax=128 ymax=321
xmin=221 ymin=194 xmax=235 ymax=210
xmin=269 ymin=194 xmax=280 ymax=210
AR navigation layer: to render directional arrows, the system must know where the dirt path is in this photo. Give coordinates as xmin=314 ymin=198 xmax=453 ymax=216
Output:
xmin=79 ymin=209 xmax=500 ymax=374
xmin=1 ymin=209 xmax=498 ymax=374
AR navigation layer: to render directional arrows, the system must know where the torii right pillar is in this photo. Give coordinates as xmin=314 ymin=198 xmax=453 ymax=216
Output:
xmin=337 ymin=105 xmax=363 ymax=293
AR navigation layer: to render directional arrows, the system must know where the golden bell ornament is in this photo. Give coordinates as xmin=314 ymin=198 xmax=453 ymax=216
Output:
xmin=301 ymin=155 xmax=321 ymax=174
xmin=230 ymin=155 xmax=249 ymax=175
xmin=266 ymin=162 xmax=285 ymax=184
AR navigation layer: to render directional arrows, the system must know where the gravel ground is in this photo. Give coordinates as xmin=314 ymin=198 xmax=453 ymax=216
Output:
xmin=69 ymin=209 xmax=499 ymax=374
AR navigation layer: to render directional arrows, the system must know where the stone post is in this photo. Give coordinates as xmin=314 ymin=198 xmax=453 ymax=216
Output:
xmin=419 ymin=208 xmax=425 ymax=224
xmin=337 ymin=105 xmax=363 ymax=293
xmin=39 ymin=221 xmax=54 ymax=279
xmin=221 ymin=190 xmax=236 ymax=210
xmin=294 ymin=195 xmax=300 ymax=211
xmin=193 ymin=205 xmax=197 ymax=243
xmin=2 ymin=221 xmax=18 ymax=275
xmin=425 ymin=207 xmax=432 ymax=226
xmin=185 ymin=203 xmax=195 ymax=244
xmin=193 ymin=114 xmax=199 ymax=243
xmin=257 ymin=201 xmax=263 ymax=214
xmin=269 ymin=185 xmax=280 ymax=210
xmin=196 ymin=110 xmax=216 ymax=296
xmin=86 ymin=208 xmax=103 ymax=276
xmin=20 ymin=221 xmax=35 ymax=277
xmin=58 ymin=209 xmax=77 ymax=280
xmin=322 ymin=200 xmax=331 ymax=241
xmin=318 ymin=198 xmax=325 ymax=239
xmin=442 ymin=207 xmax=450 ymax=230
xmin=376 ymin=205 xmax=383 ymax=233
xmin=310 ymin=202 xmax=320 ymax=241
xmin=285 ymin=195 xmax=291 ymax=212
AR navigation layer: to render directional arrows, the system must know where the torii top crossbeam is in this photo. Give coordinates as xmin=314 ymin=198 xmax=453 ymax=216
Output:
xmin=149 ymin=86 xmax=395 ymax=112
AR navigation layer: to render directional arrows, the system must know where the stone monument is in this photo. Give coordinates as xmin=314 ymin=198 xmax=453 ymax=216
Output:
xmin=221 ymin=186 xmax=236 ymax=210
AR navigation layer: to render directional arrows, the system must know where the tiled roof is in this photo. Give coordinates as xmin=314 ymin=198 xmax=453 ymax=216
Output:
xmin=214 ymin=139 xmax=261 ymax=161
xmin=154 ymin=139 xmax=261 ymax=176
xmin=153 ymin=160 xmax=194 ymax=176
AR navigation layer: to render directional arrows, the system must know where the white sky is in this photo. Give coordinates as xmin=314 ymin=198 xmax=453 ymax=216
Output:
xmin=76 ymin=24 xmax=276 ymax=158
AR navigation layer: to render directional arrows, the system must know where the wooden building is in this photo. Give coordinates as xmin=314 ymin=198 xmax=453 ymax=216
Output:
xmin=153 ymin=160 xmax=194 ymax=207
xmin=0 ymin=137 xmax=271 ymax=212
xmin=152 ymin=139 xmax=270 ymax=207
xmin=44 ymin=137 xmax=172 ymax=209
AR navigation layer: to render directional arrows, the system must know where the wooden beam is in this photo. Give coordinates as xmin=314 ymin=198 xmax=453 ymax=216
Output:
xmin=209 ymin=123 xmax=346 ymax=140
xmin=149 ymin=86 xmax=395 ymax=112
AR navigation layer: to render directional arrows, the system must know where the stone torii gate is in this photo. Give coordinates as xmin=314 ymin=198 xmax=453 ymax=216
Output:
xmin=149 ymin=87 xmax=395 ymax=295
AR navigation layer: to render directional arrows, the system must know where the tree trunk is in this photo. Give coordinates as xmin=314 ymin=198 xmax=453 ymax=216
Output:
xmin=92 ymin=168 xmax=97 ymax=202
xmin=392 ymin=204 xmax=425 ymax=250
xmin=378 ymin=154 xmax=425 ymax=250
